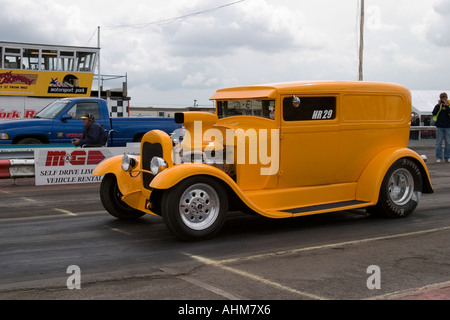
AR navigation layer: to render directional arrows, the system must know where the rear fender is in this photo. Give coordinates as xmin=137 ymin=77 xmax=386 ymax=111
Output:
xmin=356 ymin=148 xmax=433 ymax=202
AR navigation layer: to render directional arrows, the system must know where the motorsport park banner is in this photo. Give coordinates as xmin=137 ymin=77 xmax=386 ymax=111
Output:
xmin=34 ymin=146 xmax=139 ymax=186
xmin=0 ymin=69 xmax=94 ymax=97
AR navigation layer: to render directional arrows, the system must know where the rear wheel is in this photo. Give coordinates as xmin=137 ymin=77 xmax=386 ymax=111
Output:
xmin=100 ymin=174 xmax=145 ymax=219
xmin=370 ymin=158 xmax=422 ymax=218
xmin=162 ymin=176 xmax=228 ymax=241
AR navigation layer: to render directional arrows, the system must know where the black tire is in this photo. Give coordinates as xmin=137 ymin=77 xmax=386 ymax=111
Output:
xmin=17 ymin=137 xmax=43 ymax=144
xmin=370 ymin=158 xmax=423 ymax=218
xmin=100 ymin=174 xmax=145 ymax=219
xmin=162 ymin=176 xmax=228 ymax=241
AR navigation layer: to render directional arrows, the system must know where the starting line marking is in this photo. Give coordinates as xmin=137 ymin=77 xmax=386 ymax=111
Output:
xmin=185 ymin=226 xmax=450 ymax=300
xmin=188 ymin=254 xmax=327 ymax=300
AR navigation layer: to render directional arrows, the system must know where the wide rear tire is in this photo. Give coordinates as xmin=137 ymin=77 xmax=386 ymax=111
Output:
xmin=370 ymin=158 xmax=422 ymax=218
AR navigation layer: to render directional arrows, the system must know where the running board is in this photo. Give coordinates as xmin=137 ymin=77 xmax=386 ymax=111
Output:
xmin=281 ymin=200 xmax=370 ymax=215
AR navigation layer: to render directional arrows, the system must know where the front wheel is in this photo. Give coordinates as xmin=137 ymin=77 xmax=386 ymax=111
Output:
xmin=162 ymin=176 xmax=228 ymax=241
xmin=370 ymin=158 xmax=423 ymax=218
xmin=17 ymin=137 xmax=43 ymax=144
xmin=100 ymin=174 xmax=145 ymax=219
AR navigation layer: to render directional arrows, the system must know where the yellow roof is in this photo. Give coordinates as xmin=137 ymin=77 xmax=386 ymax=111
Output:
xmin=210 ymin=81 xmax=410 ymax=100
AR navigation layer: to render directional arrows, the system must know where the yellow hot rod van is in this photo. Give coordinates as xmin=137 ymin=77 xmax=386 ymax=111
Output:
xmin=93 ymin=81 xmax=433 ymax=240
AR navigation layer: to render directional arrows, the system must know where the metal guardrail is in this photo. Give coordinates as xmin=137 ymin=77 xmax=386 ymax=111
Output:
xmin=0 ymin=145 xmax=73 ymax=181
xmin=0 ymin=159 xmax=35 ymax=181
xmin=410 ymin=126 xmax=436 ymax=131
xmin=0 ymin=143 xmax=142 ymax=182
xmin=0 ymin=144 xmax=73 ymax=160
xmin=0 ymin=148 xmax=34 ymax=160
xmin=410 ymin=126 xmax=436 ymax=140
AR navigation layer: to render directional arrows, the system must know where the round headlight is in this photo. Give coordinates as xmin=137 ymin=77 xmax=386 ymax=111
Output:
xmin=122 ymin=154 xmax=138 ymax=172
xmin=150 ymin=157 xmax=167 ymax=175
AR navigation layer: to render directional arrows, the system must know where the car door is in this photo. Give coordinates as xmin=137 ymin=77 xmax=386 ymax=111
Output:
xmin=278 ymin=95 xmax=339 ymax=188
xmin=50 ymin=101 xmax=107 ymax=144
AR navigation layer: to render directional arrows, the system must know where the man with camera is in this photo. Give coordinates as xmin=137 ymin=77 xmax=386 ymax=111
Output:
xmin=432 ymin=92 xmax=450 ymax=162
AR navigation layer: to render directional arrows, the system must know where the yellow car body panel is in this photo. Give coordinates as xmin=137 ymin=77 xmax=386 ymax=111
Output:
xmin=356 ymin=147 xmax=432 ymax=201
xmin=149 ymin=162 xmax=280 ymax=217
xmin=93 ymin=155 xmax=152 ymax=214
xmin=95 ymin=81 xmax=433 ymax=235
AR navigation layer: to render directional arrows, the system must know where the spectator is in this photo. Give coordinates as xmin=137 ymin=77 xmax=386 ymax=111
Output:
xmin=432 ymin=92 xmax=450 ymax=162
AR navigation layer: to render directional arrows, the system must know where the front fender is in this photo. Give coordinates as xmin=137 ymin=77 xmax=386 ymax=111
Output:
xmin=150 ymin=163 xmax=266 ymax=216
xmin=93 ymin=154 xmax=143 ymax=196
xmin=93 ymin=155 xmax=126 ymax=177
xmin=356 ymin=147 xmax=433 ymax=202
xmin=150 ymin=163 xmax=235 ymax=189
xmin=93 ymin=154 xmax=149 ymax=212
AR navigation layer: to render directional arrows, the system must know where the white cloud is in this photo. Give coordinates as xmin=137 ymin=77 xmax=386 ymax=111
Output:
xmin=424 ymin=0 xmax=450 ymax=46
xmin=158 ymin=0 xmax=325 ymax=58
xmin=1 ymin=0 xmax=449 ymax=107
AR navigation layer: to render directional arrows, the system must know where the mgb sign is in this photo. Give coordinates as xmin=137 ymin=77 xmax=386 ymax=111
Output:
xmin=45 ymin=150 xmax=105 ymax=166
xmin=34 ymin=146 xmax=139 ymax=186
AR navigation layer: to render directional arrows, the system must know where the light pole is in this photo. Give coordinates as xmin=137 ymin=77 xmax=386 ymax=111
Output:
xmin=358 ymin=0 xmax=364 ymax=81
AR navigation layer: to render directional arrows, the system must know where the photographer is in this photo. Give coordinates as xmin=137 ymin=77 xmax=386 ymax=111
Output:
xmin=432 ymin=92 xmax=450 ymax=162
xmin=71 ymin=113 xmax=107 ymax=147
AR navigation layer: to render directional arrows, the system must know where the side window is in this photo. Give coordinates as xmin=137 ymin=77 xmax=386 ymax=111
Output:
xmin=4 ymin=47 xmax=22 ymax=69
xmin=66 ymin=105 xmax=78 ymax=119
xmin=22 ymin=48 xmax=40 ymax=70
xmin=283 ymin=96 xmax=336 ymax=121
xmin=66 ymin=102 xmax=101 ymax=120
xmin=217 ymin=100 xmax=275 ymax=119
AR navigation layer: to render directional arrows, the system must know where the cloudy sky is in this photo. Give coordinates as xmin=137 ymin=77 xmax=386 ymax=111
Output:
xmin=1 ymin=0 xmax=449 ymax=108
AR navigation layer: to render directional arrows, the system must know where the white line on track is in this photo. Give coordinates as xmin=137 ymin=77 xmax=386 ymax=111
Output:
xmin=54 ymin=208 xmax=77 ymax=216
xmin=110 ymin=228 xmax=133 ymax=236
xmin=178 ymin=275 xmax=245 ymax=300
xmin=216 ymin=226 xmax=450 ymax=264
xmin=186 ymin=226 xmax=450 ymax=300
xmin=20 ymin=196 xmax=37 ymax=203
xmin=188 ymin=254 xmax=326 ymax=300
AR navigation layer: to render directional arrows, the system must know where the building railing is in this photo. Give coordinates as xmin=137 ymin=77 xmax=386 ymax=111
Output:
xmin=410 ymin=125 xmax=436 ymax=140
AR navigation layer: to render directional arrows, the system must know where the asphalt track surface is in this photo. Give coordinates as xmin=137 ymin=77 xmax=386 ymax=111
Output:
xmin=0 ymin=139 xmax=449 ymax=302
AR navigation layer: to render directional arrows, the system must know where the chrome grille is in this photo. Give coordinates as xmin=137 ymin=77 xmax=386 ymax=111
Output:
xmin=142 ymin=142 xmax=163 ymax=190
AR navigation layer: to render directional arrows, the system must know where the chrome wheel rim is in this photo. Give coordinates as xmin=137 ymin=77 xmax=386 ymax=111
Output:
xmin=179 ymin=183 xmax=220 ymax=230
xmin=388 ymin=168 xmax=414 ymax=205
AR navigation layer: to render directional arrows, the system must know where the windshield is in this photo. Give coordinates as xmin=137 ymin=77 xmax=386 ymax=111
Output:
xmin=217 ymin=100 xmax=275 ymax=119
xmin=33 ymin=100 xmax=70 ymax=119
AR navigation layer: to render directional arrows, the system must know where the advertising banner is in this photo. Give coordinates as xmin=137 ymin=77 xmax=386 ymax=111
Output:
xmin=0 ymin=96 xmax=57 ymax=119
xmin=0 ymin=69 xmax=93 ymax=97
xmin=34 ymin=146 xmax=139 ymax=186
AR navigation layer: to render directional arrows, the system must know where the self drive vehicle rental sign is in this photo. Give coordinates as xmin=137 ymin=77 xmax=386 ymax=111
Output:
xmin=34 ymin=146 xmax=139 ymax=186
